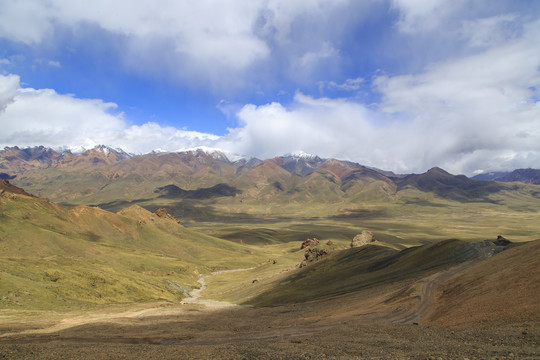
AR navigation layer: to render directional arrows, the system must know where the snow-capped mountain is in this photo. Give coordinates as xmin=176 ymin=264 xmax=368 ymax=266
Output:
xmin=173 ymin=146 xmax=246 ymax=162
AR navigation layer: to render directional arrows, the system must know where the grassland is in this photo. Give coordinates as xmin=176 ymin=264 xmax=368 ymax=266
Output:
xmin=0 ymin=191 xmax=268 ymax=310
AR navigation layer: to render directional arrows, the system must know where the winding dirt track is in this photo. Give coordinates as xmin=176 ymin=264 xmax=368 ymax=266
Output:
xmin=390 ymin=261 xmax=473 ymax=324
xmin=183 ymin=266 xmax=257 ymax=307
xmin=0 ymin=267 xmax=259 ymax=338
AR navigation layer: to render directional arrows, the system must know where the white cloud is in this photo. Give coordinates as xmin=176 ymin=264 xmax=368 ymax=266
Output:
xmin=328 ymin=77 xmax=364 ymax=91
xmin=0 ymin=0 xmax=370 ymax=92
xmin=460 ymin=14 xmax=520 ymax=48
xmin=216 ymin=92 xmax=380 ymax=163
xmin=372 ymin=19 xmax=540 ymax=174
xmin=215 ymin=18 xmax=540 ymax=175
xmin=1 ymin=1 xmax=539 ymax=175
xmin=0 ymin=74 xmax=217 ymax=153
xmin=48 ymin=60 xmax=61 ymax=68
xmin=391 ymin=0 xmax=463 ymax=34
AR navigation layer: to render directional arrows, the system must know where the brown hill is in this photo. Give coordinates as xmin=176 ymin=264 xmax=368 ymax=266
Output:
xmin=394 ymin=167 xmax=505 ymax=201
xmin=428 ymin=239 xmax=540 ymax=326
xmin=0 ymin=179 xmax=34 ymax=196
xmin=245 ymin=239 xmax=510 ymax=306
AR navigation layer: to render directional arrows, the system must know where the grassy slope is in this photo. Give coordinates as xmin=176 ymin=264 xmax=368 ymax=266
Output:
xmin=0 ymin=191 xmax=266 ymax=310
xmin=237 ymin=239 xmax=504 ymax=307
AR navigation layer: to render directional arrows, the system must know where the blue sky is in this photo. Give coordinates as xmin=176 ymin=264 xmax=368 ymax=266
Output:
xmin=0 ymin=0 xmax=539 ymax=175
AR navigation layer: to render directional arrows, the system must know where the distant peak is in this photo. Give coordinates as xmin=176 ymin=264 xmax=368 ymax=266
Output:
xmin=174 ymin=146 xmax=245 ymax=162
xmin=426 ymin=167 xmax=450 ymax=175
xmin=285 ymin=151 xmax=322 ymax=161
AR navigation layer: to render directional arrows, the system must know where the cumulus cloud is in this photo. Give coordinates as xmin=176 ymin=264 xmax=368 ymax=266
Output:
xmin=372 ymin=19 xmax=540 ymax=174
xmin=216 ymin=92 xmax=380 ymax=163
xmin=0 ymin=74 xmax=217 ymax=153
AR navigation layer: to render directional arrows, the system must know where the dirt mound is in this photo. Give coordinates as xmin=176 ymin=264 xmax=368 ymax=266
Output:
xmin=351 ymin=230 xmax=376 ymax=247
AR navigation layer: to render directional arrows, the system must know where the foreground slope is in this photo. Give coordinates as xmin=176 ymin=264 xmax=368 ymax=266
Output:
xmin=243 ymin=239 xmax=513 ymax=307
xmin=429 ymin=239 xmax=540 ymax=325
xmin=1 ymin=238 xmax=538 ymax=359
xmin=235 ymin=236 xmax=538 ymax=327
xmin=0 ymin=183 xmax=263 ymax=309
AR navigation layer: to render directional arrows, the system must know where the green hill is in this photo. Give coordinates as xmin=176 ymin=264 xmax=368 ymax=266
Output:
xmin=0 ymin=185 xmax=265 ymax=310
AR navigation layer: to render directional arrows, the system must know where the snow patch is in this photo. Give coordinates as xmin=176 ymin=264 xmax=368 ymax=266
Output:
xmin=285 ymin=150 xmax=321 ymax=161
xmin=175 ymin=146 xmax=246 ymax=162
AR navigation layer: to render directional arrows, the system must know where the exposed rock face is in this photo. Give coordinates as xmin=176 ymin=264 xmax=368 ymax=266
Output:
xmin=155 ymin=208 xmax=181 ymax=224
xmin=493 ymin=235 xmax=512 ymax=246
xmin=351 ymin=231 xmax=376 ymax=248
xmin=300 ymin=238 xmax=319 ymax=249
xmin=299 ymin=248 xmax=328 ymax=268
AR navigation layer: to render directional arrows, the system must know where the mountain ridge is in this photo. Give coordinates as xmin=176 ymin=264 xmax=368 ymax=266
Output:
xmin=2 ymin=145 xmax=538 ymax=183
xmin=1 ymin=145 xmax=539 ymax=223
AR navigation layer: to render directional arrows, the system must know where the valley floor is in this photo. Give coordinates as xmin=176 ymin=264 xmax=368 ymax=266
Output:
xmin=1 ymin=250 xmax=539 ymax=360
xmin=0 ymin=299 xmax=537 ymax=359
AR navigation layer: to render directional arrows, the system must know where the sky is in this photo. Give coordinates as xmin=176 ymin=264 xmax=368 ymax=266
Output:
xmin=0 ymin=0 xmax=539 ymax=176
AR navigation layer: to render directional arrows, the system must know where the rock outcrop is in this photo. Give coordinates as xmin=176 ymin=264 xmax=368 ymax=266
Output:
xmin=155 ymin=208 xmax=181 ymax=224
xmin=351 ymin=230 xmax=376 ymax=248
xmin=300 ymin=238 xmax=319 ymax=249
xmin=493 ymin=235 xmax=512 ymax=246
xmin=298 ymin=248 xmax=328 ymax=268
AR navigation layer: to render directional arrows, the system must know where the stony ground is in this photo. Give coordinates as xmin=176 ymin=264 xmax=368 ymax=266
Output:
xmin=1 ymin=293 xmax=538 ymax=359
xmin=1 ymin=241 xmax=539 ymax=359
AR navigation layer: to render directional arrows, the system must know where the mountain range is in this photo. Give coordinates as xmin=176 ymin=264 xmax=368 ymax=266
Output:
xmin=471 ymin=168 xmax=540 ymax=184
xmin=1 ymin=145 xmax=539 ymax=222
xmin=2 ymin=145 xmax=538 ymax=183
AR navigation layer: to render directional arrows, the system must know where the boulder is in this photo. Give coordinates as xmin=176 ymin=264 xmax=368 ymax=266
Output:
xmin=351 ymin=230 xmax=376 ymax=248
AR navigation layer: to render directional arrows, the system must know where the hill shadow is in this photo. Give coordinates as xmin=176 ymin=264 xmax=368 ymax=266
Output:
xmin=155 ymin=183 xmax=241 ymax=200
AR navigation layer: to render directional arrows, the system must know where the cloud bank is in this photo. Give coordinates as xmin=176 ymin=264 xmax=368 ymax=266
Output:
xmin=0 ymin=74 xmax=217 ymax=153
